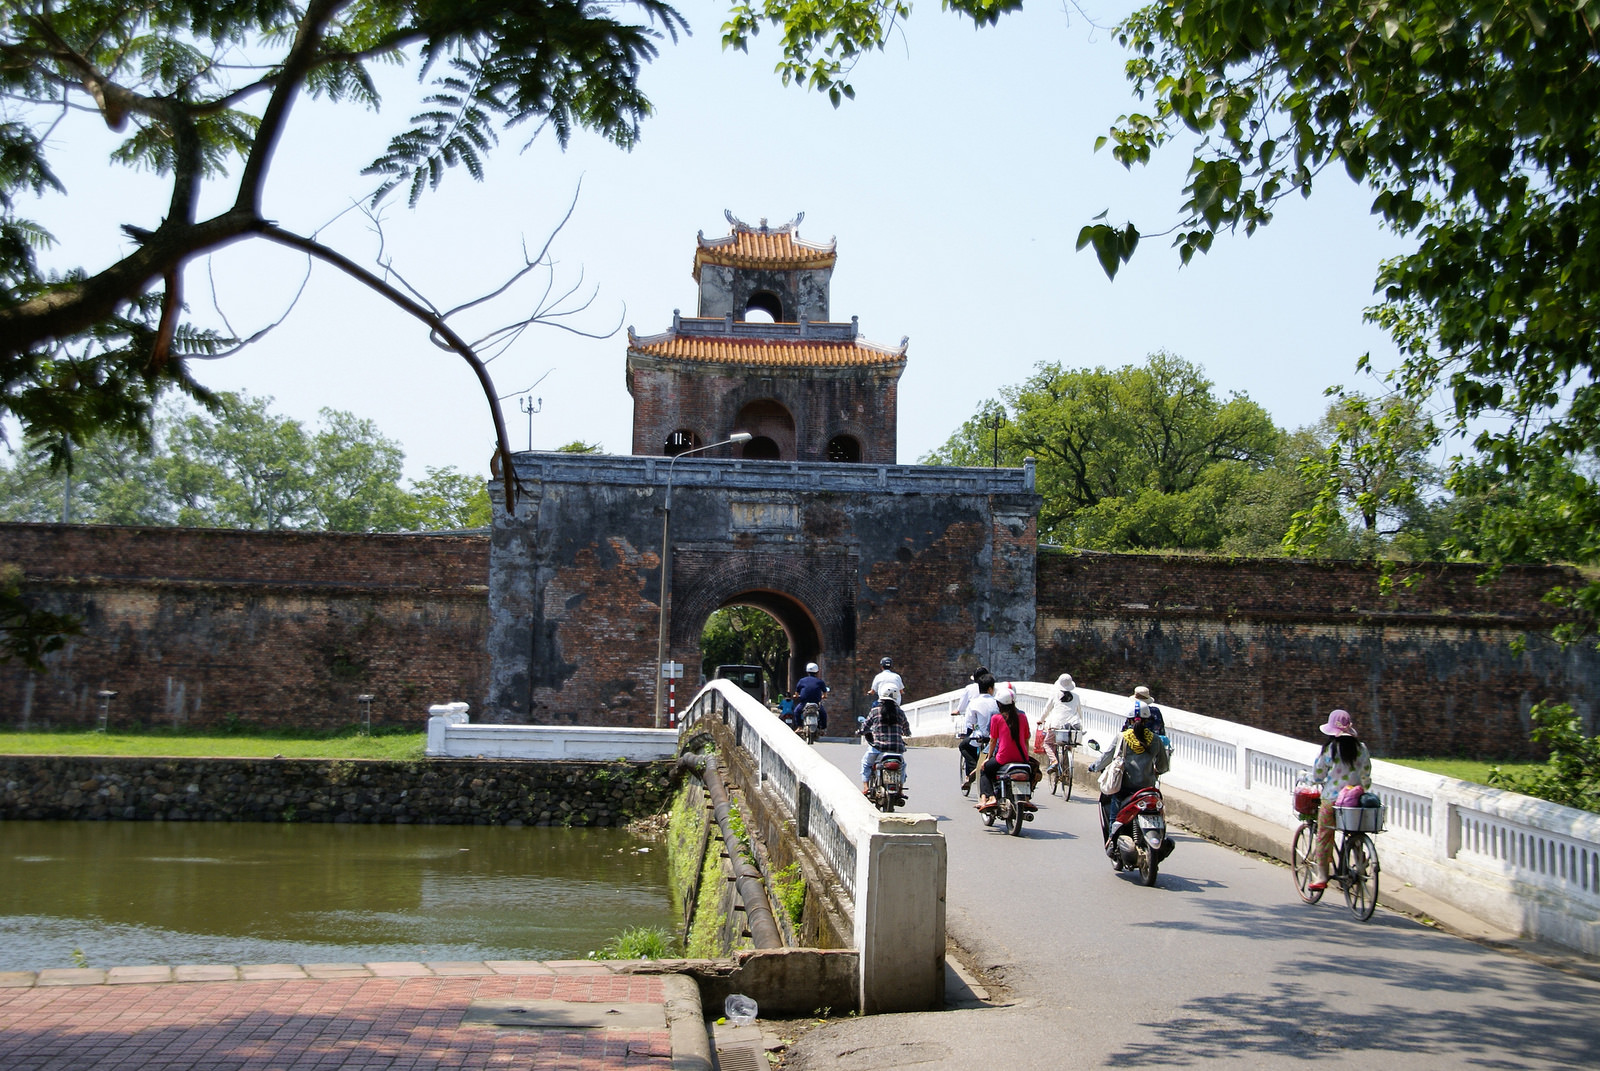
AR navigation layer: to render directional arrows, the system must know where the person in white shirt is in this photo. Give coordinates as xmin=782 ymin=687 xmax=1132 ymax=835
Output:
xmin=955 ymin=665 xmax=989 ymax=727
xmin=1039 ymin=673 xmax=1084 ymax=774
xmin=868 ymin=656 xmax=904 ymax=700
xmin=959 ymin=673 xmax=998 ymax=792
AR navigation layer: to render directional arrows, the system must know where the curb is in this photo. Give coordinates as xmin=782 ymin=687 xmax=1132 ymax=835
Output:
xmin=663 ymin=974 xmax=712 ymax=1071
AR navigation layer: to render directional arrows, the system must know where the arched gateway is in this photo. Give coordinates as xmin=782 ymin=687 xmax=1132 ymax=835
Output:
xmin=485 ymin=216 xmax=1042 ymax=724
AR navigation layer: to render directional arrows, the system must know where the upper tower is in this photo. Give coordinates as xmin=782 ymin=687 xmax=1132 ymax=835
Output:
xmin=692 ymin=211 xmax=836 ymax=322
xmin=627 ymin=213 xmax=906 ymax=464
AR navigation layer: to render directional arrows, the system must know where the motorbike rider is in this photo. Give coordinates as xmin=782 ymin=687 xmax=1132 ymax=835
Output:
xmin=860 ymin=682 xmax=911 ymax=794
xmin=976 ymin=682 xmax=1033 ymax=813
xmin=1125 ymin=685 xmax=1167 ymax=738
xmin=792 ymin=662 xmax=830 ymax=735
xmin=1039 ymin=673 xmax=1084 ymax=774
xmin=1090 ymin=700 xmax=1170 ymax=854
xmin=869 ymin=656 xmax=905 ymax=701
xmin=959 ymin=673 xmax=998 ymax=790
xmin=955 ymin=665 xmax=989 ymax=728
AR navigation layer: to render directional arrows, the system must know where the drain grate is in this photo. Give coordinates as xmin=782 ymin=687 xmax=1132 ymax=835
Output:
xmin=715 ymin=1043 xmax=766 ymax=1071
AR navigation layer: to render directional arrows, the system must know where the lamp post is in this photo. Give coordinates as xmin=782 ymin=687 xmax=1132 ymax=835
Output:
xmin=654 ymin=432 xmax=752 ymax=728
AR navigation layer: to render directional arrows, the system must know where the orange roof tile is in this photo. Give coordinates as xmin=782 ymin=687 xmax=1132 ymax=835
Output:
xmin=630 ymin=334 xmax=904 ymax=369
xmin=694 ymin=223 xmax=836 ymax=277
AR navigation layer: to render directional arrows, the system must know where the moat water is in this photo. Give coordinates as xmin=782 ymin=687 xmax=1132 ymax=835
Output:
xmin=0 ymin=821 xmax=673 ymax=972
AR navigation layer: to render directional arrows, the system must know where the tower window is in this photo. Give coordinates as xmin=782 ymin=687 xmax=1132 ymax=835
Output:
xmin=826 ymin=435 xmax=862 ymax=463
xmin=665 ymin=429 xmax=701 ymax=456
xmin=742 ymin=436 xmax=782 ymax=460
xmin=744 ymin=291 xmax=783 ymax=322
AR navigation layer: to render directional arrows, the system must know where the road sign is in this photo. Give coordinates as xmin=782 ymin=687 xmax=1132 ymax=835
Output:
xmin=661 ymin=662 xmax=684 ymax=679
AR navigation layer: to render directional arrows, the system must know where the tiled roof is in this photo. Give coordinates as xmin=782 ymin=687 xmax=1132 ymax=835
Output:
xmin=629 ymin=331 xmax=905 ymax=369
xmin=694 ymin=215 xmax=836 ymax=277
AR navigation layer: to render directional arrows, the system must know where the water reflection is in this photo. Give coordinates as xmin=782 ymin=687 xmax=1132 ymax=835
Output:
xmin=0 ymin=821 xmax=672 ymax=971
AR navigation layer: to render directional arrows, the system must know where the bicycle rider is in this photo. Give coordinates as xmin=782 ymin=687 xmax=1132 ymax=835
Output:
xmin=1309 ymin=709 xmax=1372 ymax=891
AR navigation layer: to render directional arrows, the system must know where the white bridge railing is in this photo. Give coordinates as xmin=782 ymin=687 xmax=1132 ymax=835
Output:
xmin=905 ymin=681 xmax=1600 ymax=956
xmin=679 ymin=680 xmax=947 ymax=1014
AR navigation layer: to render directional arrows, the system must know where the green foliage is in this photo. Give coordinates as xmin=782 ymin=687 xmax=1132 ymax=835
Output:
xmin=1285 ymin=393 xmax=1444 ymax=559
xmin=0 ymin=0 xmax=687 ymax=461
xmin=555 ymin=440 xmax=604 ymax=454
xmin=771 ymin=861 xmax=805 ymax=927
xmin=927 ymin=352 xmax=1292 ymax=552
xmin=1097 ymin=0 xmax=1600 ymax=634
xmin=0 ymin=393 xmax=490 ymax=532
xmin=700 ymin=606 xmax=790 ymax=695
xmin=589 ymin=925 xmax=678 ymax=960
xmin=1488 ymin=703 xmax=1600 ymax=814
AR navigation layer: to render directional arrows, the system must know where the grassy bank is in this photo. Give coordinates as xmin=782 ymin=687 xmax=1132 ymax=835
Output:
xmin=0 ymin=728 xmax=426 ymax=761
xmin=1385 ymin=757 xmax=1539 ymax=785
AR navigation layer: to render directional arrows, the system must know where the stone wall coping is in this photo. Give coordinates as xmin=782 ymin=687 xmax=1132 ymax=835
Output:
xmin=504 ymin=451 xmax=1037 ymax=497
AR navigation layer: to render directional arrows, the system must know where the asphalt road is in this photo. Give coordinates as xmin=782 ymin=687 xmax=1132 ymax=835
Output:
xmin=785 ymin=741 xmax=1600 ymax=1070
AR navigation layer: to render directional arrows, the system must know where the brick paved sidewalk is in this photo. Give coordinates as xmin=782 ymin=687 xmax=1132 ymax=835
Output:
xmin=0 ymin=961 xmax=676 ymax=1071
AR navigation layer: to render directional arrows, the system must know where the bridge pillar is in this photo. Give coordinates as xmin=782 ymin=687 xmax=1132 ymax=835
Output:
xmin=853 ymin=812 xmax=946 ymax=1013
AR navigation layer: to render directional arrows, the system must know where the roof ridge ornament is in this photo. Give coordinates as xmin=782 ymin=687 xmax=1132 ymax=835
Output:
xmin=724 ymin=210 xmax=805 ymax=235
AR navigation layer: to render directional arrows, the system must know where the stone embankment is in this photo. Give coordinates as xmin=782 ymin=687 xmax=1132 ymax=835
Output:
xmin=0 ymin=756 xmax=676 ymax=825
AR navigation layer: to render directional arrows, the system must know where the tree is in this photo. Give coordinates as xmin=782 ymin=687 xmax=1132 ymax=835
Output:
xmin=1288 ymin=394 xmax=1442 ymax=558
xmin=0 ymin=392 xmax=491 ymax=530
xmin=406 ymin=465 xmax=492 ymax=529
xmin=700 ymin=606 xmax=790 ymax=696
xmin=1083 ymin=1 xmax=1600 ymax=626
xmin=0 ymin=0 xmax=687 ymax=503
xmin=927 ymin=353 xmax=1284 ymax=550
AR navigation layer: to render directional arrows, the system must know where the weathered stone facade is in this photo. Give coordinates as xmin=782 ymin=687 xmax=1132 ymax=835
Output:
xmin=487 ymin=454 xmax=1041 ymax=725
xmin=1036 ymin=550 xmax=1599 ymax=758
xmin=0 ymin=755 xmax=676 ymax=825
xmin=0 ymin=524 xmax=487 ymax=731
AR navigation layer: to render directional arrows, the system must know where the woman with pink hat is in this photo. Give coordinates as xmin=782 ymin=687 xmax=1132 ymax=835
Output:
xmin=1309 ymin=709 xmax=1373 ymax=891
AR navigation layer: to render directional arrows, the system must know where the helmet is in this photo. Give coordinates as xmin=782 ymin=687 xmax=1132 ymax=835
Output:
xmin=880 ymin=657 xmax=894 ymax=668
xmin=994 ymin=682 xmax=1016 ymax=705
xmin=877 ymin=682 xmax=902 ymax=704
xmin=1130 ymin=700 xmax=1149 ymax=721
xmin=805 ymin=662 xmax=819 ymax=674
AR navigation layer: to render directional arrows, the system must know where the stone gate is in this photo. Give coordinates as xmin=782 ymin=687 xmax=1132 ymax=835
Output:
xmin=485 ymin=453 xmax=1041 ymax=724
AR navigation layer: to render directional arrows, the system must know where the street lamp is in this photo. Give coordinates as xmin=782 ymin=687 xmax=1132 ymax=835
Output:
xmin=654 ymin=432 xmax=753 ymax=728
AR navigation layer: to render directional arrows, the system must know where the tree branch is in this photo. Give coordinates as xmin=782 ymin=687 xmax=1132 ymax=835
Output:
xmin=255 ymin=224 xmax=519 ymax=508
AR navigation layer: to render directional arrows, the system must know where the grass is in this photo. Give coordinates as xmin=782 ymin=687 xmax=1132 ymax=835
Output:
xmin=1385 ymin=757 xmax=1540 ymax=785
xmin=0 ymin=726 xmax=427 ymax=760
xmin=589 ymin=926 xmax=678 ymax=961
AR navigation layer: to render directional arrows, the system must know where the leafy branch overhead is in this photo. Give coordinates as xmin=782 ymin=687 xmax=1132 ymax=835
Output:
xmin=0 ymin=0 xmax=686 ymax=504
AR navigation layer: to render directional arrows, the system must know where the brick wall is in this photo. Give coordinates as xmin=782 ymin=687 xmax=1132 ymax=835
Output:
xmin=1035 ymin=551 xmax=1599 ymax=758
xmin=0 ymin=525 xmax=489 ymax=731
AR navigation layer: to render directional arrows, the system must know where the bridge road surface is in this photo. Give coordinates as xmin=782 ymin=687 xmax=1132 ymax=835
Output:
xmin=786 ymin=741 xmax=1600 ymax=1071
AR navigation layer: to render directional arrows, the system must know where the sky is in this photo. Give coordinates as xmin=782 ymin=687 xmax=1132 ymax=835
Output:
xmin=28 ymin=0 xmax=1415 ymax=482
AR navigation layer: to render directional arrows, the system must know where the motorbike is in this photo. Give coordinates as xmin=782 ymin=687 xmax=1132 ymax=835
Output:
xmin=1087 ymin=738 xmax=1172 ymax=885
xmin=1105 ymin=787 xmax=1171 ymax=885
xmin=981 ymin=761 xmax=1036 ymax=836
xmin=799 ymin=702 xmax=822 ymax=745
xmin=866 ymin=752 xmax=906 ymax=812
xmin=957 ymin=731 xmax=986 ymax=796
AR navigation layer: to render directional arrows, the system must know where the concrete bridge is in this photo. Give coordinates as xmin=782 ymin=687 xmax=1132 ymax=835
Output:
xmin=679 ymin=679 xmax=1600 ymax=1068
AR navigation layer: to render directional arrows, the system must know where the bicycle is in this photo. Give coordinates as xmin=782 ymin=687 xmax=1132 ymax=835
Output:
xmin=1048 ymin=727 xmax=1080 ymax=799
xmin=1291 ymin=780 xmax=1384 ymax=921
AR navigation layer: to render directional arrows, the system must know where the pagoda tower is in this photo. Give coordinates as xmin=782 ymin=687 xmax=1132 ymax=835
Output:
xmin=625 ymin=212 xmax=906 ymax=463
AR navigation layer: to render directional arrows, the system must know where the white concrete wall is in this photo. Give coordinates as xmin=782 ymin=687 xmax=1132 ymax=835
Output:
xmin=425 ymin=705 xmax=678 ymax=761
xmin=905 ymin=682 xmax=1600 ymax=956
xmin=680 ymin=681 xmax=947 ymax=1013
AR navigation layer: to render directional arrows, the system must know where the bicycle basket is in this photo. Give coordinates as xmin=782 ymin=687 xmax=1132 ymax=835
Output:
xmin=1335 ymin=804 xmax=1385 ymax=833
xmin=1053 ymin=728 xmax=1081 ymax=746
xmin=1292 ymin=785 xmax=1321 ymax=818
